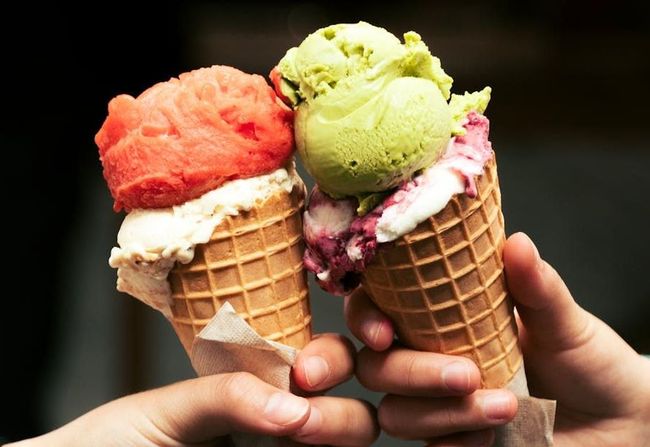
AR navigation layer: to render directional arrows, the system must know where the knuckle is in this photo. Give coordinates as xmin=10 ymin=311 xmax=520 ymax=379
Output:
xmin=405 ymin=352 xmax=423 ymax=389
xmin=215 ymin=372 xmax=260 ymax=404
xmin=340 ymin=401 xmax=359 ymax=437
xmin=443 ymin=405 xmax=461 ymax=431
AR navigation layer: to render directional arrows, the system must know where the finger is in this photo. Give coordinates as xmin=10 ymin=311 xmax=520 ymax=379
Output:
xmin=293 ymin=333 xmax=356 ymax=392
xmin=356 ymin=346 xmax=480 ymax=396
xmin=505 ymin=232 xmax=647 ymax=410
xmin=292 ymin=396 xmax=379 ymax=446
xmin=378 ymin=389 xmax=516 ymax=439
xmin=344 ymin=287 xmax=394 ymax=351
xmin=426 ymin=429 xmax=495 ymax=447
xmin=503 ymin=232 xmax=591 ymax=351
xmin=137 ymin=372 xmax=310 ymax=443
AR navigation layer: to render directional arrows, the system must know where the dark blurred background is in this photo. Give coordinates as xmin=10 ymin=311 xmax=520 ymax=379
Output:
xmin=2 ymin=1 xmax=649 ymax=445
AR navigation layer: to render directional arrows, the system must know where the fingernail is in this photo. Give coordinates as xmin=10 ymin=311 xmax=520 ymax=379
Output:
xmin=463 ymin=428 xmax=495 ymax=447
xmin=294 ymin=406 xmax=322 ymax=438
xmin=481 ymin=392 xmax=514 ymax=421
xmin=303 ymin=356 xmax=330 ymax=388
xmin=264 ymin=392 xmax=310 ymax=426
xmin=442 ymin=361 xmax=471 ymax=392
xmin=361 ymin=316 xmax=385 ymax=346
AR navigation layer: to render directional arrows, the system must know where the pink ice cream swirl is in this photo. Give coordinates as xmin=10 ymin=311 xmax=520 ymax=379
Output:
xmin=303 ymin=111 xmax=493 ymax=296
xmin=439 ymin=111 xmax=493 ymax=197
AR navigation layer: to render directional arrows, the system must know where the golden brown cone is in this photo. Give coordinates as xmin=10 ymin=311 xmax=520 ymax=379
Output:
xmin=361 ymin=157 xmax=522 ymax=388
xmin=168 ymin=183 xmax=312 ymax=355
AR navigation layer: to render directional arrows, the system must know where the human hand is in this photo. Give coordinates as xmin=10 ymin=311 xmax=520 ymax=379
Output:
xmin=9 ymin=333 xmax=378 ymax=447
xmin=345 ymin=287 xmax=515 ymax=446
xmin=346 ymin=232 xmax=650 ymax=446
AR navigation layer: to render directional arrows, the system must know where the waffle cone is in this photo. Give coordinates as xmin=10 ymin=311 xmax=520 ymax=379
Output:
xmin=169 ymin=183 xmax=312 ymax=355
xmin=361 ymin=157 xmax=522 ymax=388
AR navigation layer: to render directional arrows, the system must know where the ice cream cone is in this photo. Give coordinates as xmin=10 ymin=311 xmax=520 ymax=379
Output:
xmin=361 ymin=157 xmax=522 ymax=388
xmin=169 ymin=183 xmax=312 ymax=355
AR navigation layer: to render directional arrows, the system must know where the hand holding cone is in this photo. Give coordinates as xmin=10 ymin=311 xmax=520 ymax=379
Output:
xmin=362 ymin=158 xmax=522 ymax=388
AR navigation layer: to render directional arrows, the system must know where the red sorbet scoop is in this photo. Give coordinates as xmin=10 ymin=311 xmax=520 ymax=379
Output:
xmin=95 ymin=65 xmax=294 ymax=211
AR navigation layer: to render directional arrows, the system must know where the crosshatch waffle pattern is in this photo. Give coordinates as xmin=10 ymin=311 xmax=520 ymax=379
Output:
xmin=362 ymin=158 xmax=522 ymax=387
xmin=169 ymin=185 xmax=311 ymax=354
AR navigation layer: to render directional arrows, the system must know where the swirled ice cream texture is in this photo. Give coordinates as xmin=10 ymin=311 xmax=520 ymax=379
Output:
xmin=109 ymin=166 xmax=301 ymax=316
xmin=303 ymin=113 xmax=492 ymax=295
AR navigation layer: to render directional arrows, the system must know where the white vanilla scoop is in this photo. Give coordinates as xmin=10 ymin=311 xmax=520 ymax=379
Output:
xmin=109 ymin=166 xmax=300 ymax=317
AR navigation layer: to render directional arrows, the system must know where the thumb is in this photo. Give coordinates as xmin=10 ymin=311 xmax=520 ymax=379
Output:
xmin=19 ymin=372 xmax=311 ymax=447
xmin=132 ymin=372 xmax=310 ymax=443
xmin=503 ymin=232 xmax=591 ymax=352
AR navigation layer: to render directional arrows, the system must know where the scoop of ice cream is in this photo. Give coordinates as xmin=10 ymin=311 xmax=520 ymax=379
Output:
xmin=96 ymin=65 xmax=294 ymax=211
xmin=109 ymin=166 xmax=301 ymax=314
xmin=274 ymin=22 xmax=454 ymax=199
xmin=303 ymin=113 xmax=492 ymax=295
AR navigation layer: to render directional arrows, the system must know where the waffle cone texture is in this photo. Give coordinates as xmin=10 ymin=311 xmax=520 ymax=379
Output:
xmin=362 ymin=157 xmax=522 ymax=388
xmin=169 ymin=184 xmax=312 ymax=355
